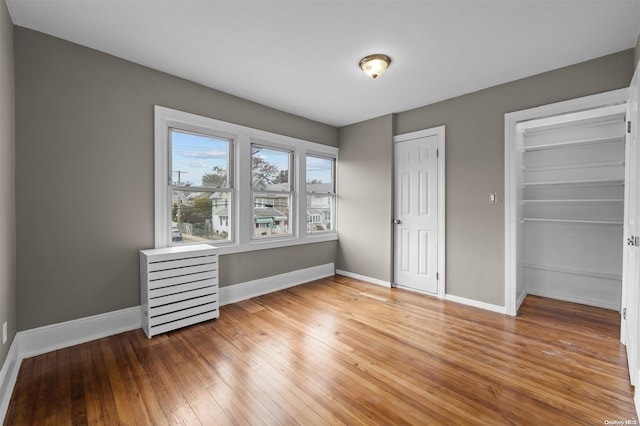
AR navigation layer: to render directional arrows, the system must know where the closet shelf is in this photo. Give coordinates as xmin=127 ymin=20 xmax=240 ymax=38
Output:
xmin=523 ymin=263 xmax=622 ymax=281
xmin=522 ymin=160 xmax=624 ymax=172
xmin=521 ymin=217 xmax=623 ymax=225
xmin=521 ymin=199 xmax=624 ymax=205
xmin=520 ymin=103 xmax=626 ymax=135
xmin=522 ymin=135 xmax=624 ymax=152
xmin=521 ymin=178 xmax=624 ymax=187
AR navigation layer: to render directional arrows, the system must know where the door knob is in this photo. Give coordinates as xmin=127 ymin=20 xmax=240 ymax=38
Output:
xmin=393 ymin=219 xmax=401 ymax=224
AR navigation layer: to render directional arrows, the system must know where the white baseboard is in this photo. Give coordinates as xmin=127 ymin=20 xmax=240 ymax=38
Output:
xmin=516 ymin=291 xmax=527 ymax=313
xmin=335 ymin=269 xmax=391 ymax=288
xmin=336 ymin=271 xmax=505 ymax=315
xmin=445 ymin=294 xmax=507 ymax=315
xmin=220 ymin=263 xmax=335 ymax=306
xmin=526 ymin=289 xmax=619 ymax=311
xmin=393 ymin=284 xmax=439 ymax=299
xmin=18 ymin=306 xmax=142 ymax=359
xmin=0 ymin=340 xmax=20 ymax=423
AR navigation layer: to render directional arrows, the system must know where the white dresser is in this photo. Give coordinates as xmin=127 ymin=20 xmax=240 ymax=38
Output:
xmin=140 ymin=244 xmax=219 ymax=338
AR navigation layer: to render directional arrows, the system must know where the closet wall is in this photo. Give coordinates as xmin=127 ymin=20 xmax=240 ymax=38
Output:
xmin=518 ymin=104 xmax=627 ymax=310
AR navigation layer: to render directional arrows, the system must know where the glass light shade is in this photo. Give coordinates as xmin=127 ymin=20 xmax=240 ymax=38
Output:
xmin=359 ymin=54 xmax=391 ymax=79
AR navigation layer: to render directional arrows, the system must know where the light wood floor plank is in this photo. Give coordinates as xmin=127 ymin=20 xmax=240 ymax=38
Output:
xmin=4 ymin=275 xmax=636 ymax=425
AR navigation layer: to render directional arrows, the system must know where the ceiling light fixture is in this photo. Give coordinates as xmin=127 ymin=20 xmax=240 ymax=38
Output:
xmin=359 ymin=54 xmax=391 ymax=79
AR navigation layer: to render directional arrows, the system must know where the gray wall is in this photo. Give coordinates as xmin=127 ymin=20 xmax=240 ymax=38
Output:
xmin=14 ymin=28 xmax=338 ymax=331
xmin=395 ymin=49 xmax=634 ymax=306
xmin=635 ymin=33 xmax=640 ymax=68
xmin=337 ymin=115 xmax=394 ymax=282
xmin=0 ymin=1 xmax=15 ymax=365
xmin=11 ymin=26 xmax=638 ymax=332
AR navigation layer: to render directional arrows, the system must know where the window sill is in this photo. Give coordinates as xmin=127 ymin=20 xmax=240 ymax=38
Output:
xmin=182 ymin=233 xmax=338 ymax=256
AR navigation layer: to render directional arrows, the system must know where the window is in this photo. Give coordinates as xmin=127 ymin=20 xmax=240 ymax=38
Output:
xmin=252 ymin=145 xmax=293 ymax=239
xmin=170 ymin=129 xmax=233 ymax=244
xmin=306 ymin=155 xmax=335 ymax=233
xmin=155 ymin=106 xmax=338 ymax=254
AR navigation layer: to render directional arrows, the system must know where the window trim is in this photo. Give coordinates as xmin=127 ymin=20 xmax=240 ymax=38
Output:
xmin=251 ymin=143 xmax=295 ymax=240
xmin=169 ymin=127 xmax=235 ymax=245
xmin=305 ymin=154 xmax=336 ymax=234
xmin=155 ymin=105 xmax=338 ymax=255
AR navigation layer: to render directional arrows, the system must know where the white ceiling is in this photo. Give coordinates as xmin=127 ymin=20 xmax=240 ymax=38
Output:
xmin=6 ymin=0 xmax=640 ymax=127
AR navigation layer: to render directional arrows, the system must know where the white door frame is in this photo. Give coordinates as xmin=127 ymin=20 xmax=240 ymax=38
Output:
xmin=623 ymin=65 xmax=640 ymax=387
xmin=504 ymin=88 xmax=630 ymax=316
xmin=393 ymin=126 xmax=446 ymax=298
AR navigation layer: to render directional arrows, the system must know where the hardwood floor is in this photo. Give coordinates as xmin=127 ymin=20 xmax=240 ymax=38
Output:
xmin=4 ymin=275 xmax=636 ymax=425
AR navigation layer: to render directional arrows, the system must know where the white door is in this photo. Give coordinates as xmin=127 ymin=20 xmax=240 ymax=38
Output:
xmin=623 ymin=62 xmax=640 ymax=385
xmin=394 ymin=135 xmax=439 ymax=294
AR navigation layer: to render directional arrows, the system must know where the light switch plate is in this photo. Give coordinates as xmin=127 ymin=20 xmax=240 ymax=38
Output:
xmin=489 ymin=192 xmax=497 ymax=204
xmin=2 ymin=322 xmax=6 ymax=345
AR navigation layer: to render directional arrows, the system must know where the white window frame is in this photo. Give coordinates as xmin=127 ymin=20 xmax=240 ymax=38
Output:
xmin=305 ymin=153 xmax=337 ymax=234
xmin=251 ymin=143 xmax=295 ymax=240
xmin=155 ymin=105 xmax=338 ymax=255
xmin=169 ymin=127 xmax=235 ymax=245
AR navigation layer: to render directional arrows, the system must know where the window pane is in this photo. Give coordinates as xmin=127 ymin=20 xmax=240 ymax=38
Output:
xmin=252 ymin=146 xmax=291 ymax=191
xmin=252 ymin=193 xmax=291 ymax=238
xmin=306 ymin=156 xmax=334 ymax=193
xmin=171 ymin=129 xmax=231 ymax=188
xmin=307 ymin=194 xmax=335 ymax=233
xmin=172 ymin=189 xmax=231 ymax=243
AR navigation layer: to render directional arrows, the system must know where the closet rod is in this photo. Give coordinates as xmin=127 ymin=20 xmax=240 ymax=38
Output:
xmin=522 ymin=160 xmax=624 ymax=172
xmin=523 ymin=263 xmax=622 ymax=281
xmin=521 ymin=217 xmax=623 ymax=225
xmin=520 ymin=199 xmax=624 ymax=204
xmin=521 ymin=178 xmax=624 ymax=187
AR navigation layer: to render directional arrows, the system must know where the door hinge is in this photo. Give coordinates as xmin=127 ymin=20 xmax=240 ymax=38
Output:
xmin=624 ymin=308 xmax=627 ymax=320
xmin=436 ymin=272 xmax=439 ymax=280
xmin=628 ymin=121 xmax=632 ymax=134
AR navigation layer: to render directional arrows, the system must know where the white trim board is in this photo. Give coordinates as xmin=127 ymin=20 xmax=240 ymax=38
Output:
xmin=393 ymin=284 xmax=441 ymax=300
xmin=0 ymin=340 xmax=20 ymax=423
xmin=337 ymin=269 xmax=507 ymax=315
xmin=335 ymin=269 xmax=391 ymax=288
xmin=220 ymin=263 xmax=335 ymax=305
xmin=635 ymin=387 xmax=640 ymax=424
xmin=516 ymin=291 xmax=527 ymax=312
xmin=19 ymin=306 xmax=142 ymax=359
xmin=444 ymin=294 xmax=507 ymax=315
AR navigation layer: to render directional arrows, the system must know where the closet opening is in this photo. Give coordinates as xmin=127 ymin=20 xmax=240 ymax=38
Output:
xmin=505 ymin=88 xmax=630 ymax=317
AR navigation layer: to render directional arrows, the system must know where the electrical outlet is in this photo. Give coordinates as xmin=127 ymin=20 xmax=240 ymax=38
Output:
xmin=2 ymin=322 xmax=6 ymax=345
